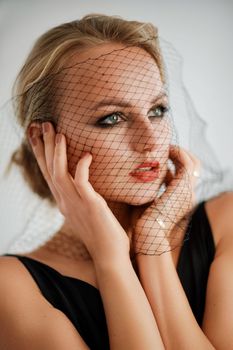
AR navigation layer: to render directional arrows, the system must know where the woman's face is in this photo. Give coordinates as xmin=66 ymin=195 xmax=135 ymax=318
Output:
xmin=55 ymin=43 xmax=172 ymax=205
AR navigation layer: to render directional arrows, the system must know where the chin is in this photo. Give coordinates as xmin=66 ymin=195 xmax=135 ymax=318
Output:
xmin=94 ymin=176 xmax=165 ymax=205
xmin=102 ymin=188 xmax=162 ymax=206
xmin=125 ymin=196 xmax=157 ymax=206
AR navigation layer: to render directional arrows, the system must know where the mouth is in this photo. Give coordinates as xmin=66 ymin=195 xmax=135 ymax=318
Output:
xmin=129 ymin=161 xmax=160 ymax=182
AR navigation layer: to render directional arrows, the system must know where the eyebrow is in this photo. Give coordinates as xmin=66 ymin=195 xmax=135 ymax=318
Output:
xmin=94 ymin=92 xmax=168 ymax=109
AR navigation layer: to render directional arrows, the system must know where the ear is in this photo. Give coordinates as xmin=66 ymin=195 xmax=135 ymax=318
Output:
xmin=27 ymin=122 xmax=42 ymax=140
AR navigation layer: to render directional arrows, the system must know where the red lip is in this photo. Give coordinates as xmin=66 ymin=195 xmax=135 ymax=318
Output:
xmin=129 ymin=161 xmax=160 ymax=183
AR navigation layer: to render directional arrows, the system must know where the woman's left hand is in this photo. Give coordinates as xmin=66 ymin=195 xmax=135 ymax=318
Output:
xmin=131 ymin=145 xmax=201 ymax=255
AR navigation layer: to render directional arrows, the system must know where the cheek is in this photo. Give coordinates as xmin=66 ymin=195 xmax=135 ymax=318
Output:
xmin=153 ymin=122 xmax=173 ymax=159
xmin=64 ymin=127 xmax=127 ymax=177
xmin=57 ymin=120 xmax=95 ymax=175
xmin=57 ymin=115 xmax=172 ymax=178
xmin=89 ymin=136 xmax=128 ymax=177
xmin=155 ymin=117 xmax=172 ymax=140
xmin=157 ymin=120 xmax=173 ymax=159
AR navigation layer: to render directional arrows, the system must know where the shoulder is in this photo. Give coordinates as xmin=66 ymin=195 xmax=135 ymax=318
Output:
xmin=0 ymin=256 xmax=89 ymax=349
xmin=202 ymin=193 xmax=233 ymax=346
xmin=0 ymin=255 xmax=40 ymax=292
xmin=204 ymin=191 xmax=233 ymax=249
xmin=0 ymin=255 xmax=50 ymax=330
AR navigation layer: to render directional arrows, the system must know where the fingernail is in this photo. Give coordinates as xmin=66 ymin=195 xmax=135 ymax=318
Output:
xmin=29 ymin=126 xmax=40 ymax=138
xmin=55 ymin=134 xmax=62 ymax=144
xmin=29 ymin=136 xmax=37 ymax=146
xmin=82 ymin=152 xmax=92 ymax=158
xmin=42 ymin=122 xmax=50 ymax=134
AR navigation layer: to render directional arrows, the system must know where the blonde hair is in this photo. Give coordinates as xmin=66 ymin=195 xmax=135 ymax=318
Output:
xmin=10 ymin=14 xmax=165 ymax=204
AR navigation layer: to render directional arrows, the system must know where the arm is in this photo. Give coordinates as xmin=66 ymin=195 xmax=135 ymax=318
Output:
xmin=0 ymin=257 xmax=90 ymax=350
xmin=136 ymin=194 xmax=233 ymax=350
xmin=136 ymin=252 xmax=215 ymax=350
xmin=202 ymin=193 xmax=233 ymax=348
xmin=94 ymin=256 xmax=164 ymax=350
xmin=202 ymin=242 xmax=233 ymax=349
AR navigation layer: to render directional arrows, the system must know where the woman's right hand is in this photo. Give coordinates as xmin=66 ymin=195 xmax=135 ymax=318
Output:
xmin=28 ymin=121 xmax=130 ymax=266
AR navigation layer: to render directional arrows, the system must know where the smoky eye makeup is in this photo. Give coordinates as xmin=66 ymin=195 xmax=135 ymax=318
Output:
xmin=94 ymin=102 xmax=170 ymax=128
xmin=149 ymin=104 xmax=170 ymax=118
xmin=95 ymin=112 xmax=126 ymax=128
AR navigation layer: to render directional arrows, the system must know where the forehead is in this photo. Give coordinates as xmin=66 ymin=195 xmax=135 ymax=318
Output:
xmin=55 ymin=44 xmax=163 ymax=104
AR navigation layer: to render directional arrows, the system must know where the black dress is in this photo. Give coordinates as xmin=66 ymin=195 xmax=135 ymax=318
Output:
xmin=3 ymin=201 xmax=215 ymax=350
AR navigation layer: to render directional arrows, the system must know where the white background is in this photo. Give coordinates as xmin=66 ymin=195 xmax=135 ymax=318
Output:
xmin=0 ymin=0 xmax=232 ymax=252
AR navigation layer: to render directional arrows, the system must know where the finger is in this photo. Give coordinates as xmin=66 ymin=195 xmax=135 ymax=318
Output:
xmin=53 ymin=133 xmax=80 ymax=202
xmin=178 ymin=148 xmax=201 ymax=189
xmin=184 ymin=149 xmax=202 ymax=178
xmin=42 ymin=122 xmax=56 ymax=176
xmin=167 ymin=146 xmax=192 ymax=200
xmin=29 ymin=134 xmax=61 ymax=203
xmin=169 ymin=145 xmax=200 ymax=195
xmin=175 ymin=152 xmax=197 ymax=207
xmin=186 ymin=151 xmax=201 ymax=190
xmin=167 ymin=146 xmax=194 ymax=203
xmin=169 ymin=145 xmax=193 ymax=177
xmin=184 ymin=149 xmax=201 ymax=165
xmin=150 ymin=146 xmax=196 ymax=225
xmin=74 ymin=152 xmax=97 ymax=200
xmin=171 ymin=146 xmax=201 ymax=176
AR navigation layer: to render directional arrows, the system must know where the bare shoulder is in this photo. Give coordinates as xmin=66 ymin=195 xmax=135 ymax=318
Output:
xmin=204 ymin=191 xmax=233 ymax=248
xmin=202 ymin=192 xmax=233 ymax=346
xmin=0 ymin=256 xmax=89 ymax=350
xmin=0 ymin=255 xmax=42 ymax=292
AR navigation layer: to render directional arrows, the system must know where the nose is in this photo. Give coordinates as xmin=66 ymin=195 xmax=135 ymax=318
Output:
xmin=131 ymin=118 xmax=157 ymax=153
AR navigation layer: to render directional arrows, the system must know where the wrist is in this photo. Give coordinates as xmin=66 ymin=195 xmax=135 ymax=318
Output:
xmin=135 ymin=251 xmax=174 ymax=269
xmin=93 ymin=254 xmax=132 ymax=272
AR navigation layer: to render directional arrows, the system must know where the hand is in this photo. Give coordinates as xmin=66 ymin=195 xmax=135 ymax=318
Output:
xmin=131 ymin=145 xmax=201 ymax=255
xmin=28 ymin=122 xmax=130 ymax=265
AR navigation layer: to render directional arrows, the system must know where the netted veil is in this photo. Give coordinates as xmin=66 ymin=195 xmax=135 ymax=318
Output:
xmin=0 ymin=28 xmax=232 ymax=256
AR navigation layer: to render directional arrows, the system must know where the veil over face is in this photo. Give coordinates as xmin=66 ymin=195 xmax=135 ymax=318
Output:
xmin=52 ymin=43 xmax=172 ymax=205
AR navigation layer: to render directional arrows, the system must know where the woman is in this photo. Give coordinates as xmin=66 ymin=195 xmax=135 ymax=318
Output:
xmin=1 ymin=14 xmax=232 ymax=350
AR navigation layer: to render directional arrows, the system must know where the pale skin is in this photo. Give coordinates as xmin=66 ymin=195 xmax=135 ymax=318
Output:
xmin=0 ymin=43 xmax=233 ymax=349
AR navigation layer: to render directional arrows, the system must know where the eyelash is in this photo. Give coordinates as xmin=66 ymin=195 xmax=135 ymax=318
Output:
xmin=96 ymin=105 xmax=169 ymax=128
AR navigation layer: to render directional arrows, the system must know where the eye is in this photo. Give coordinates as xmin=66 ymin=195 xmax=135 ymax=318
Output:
xmin=96 ymin=112 xmax=125 ymax=128
xmin=149 ymin=105 xmax=170 ymax=118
